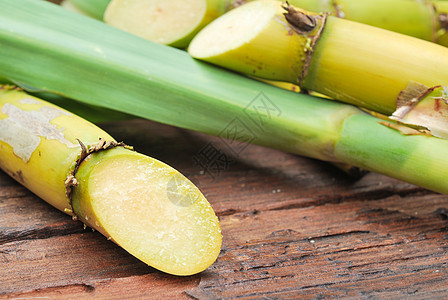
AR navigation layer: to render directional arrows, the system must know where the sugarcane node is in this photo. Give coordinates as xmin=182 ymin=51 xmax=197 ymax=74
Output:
xmin=0 ymin=84 xmax=22 ymax=91
xmin=439 ymin=13 xmax=448 ymax=30
xmin=232 ymin=0 xmax=247 ymax=8
xmin=300 ymin=17 xmax=327 ymax=87
xmin=332 ymin=0 xmax=345 ymax=19
xmin=282 ymin=2 xmax=317 ymax=34
xmin=225 ymin=0 xmax=247 ymax=11
xmin=299 ymin=88 xmax=310 ymax=95
xmin=64 ymin=138 xmax=133 ymax=220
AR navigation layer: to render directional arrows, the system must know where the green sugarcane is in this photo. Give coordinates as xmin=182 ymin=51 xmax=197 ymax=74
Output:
xmin=0 ymin=86 xmax=222 ymax=276
xmin=287 ymin=0 xmax=448 ymax=45
xmin=69 ymin=0 xmax=448 ymax=47
xmin=2 ymin=0 xmax=448 ymax=196
xmin=189 ymin=0 xmax=448 ymax=138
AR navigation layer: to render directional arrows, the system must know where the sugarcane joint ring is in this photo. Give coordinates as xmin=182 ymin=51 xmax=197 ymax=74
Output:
xmin=282 ymin=2 xmax=317 ymax=33
xmin=439 ymin=13 xmax=448 ymax=30
xmin=64 ymin=138 xmax=133 ymax=221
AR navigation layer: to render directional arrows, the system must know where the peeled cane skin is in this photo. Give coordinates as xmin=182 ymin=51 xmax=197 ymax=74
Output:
xmin=0 ymin=87 xmax=222 ymax=276
xmin=0 ymin=86 xmax=111 ymax=212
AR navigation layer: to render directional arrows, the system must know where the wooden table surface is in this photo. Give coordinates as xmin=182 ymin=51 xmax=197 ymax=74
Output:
xmin=1 ymin=118 xmax=447 ymax=299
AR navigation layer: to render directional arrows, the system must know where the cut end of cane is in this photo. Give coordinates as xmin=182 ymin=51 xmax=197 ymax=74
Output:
xmin=439 ymin=13 xmax=448 ymax=31
xmin=104 ymin=0 xmax=207 ymax=47
xmin=189 ymin=0 xmax=278 ymax=58
xmin=75 ymin=149 xmax=222 ymax=276
xmin=189 ymin=0 xmax=307 ymax=82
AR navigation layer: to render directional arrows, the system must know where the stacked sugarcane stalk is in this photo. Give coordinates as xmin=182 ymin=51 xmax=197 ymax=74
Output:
xmin=0 ymin=84 xmax=222 ymax=276
xmin=2 ymin=0 xmax=448 ymax=191
xmin=65 ymin=0 xmax=448 ymax=47
xmin=189 ymin=0 xmax=448 ymax=138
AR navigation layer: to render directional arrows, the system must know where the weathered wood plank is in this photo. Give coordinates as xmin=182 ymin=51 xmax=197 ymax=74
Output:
xmin=4 ymin=272 xmax=198 ymax=300
xmin=187 ymin=194 xmax=448 ymax=299
xmin=0 ymin=232 xmax=150 ymax=293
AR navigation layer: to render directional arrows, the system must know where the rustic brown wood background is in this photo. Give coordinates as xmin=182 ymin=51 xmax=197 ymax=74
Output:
xmin=1 ymin=119 xmax=447 ymax=299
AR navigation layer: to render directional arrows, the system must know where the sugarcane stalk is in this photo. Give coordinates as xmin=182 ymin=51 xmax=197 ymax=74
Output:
xmin=189 ymin=0 xmax=448 ymax=138
xmin=0 ymin=85 xmax=222 ymax=276
xmin=70 ymin=0 xmax=448 ymax=48
xmin=285 ymin=0 xmax=448 ymax=46
xmin=286 ymin=0 xmax=448 ymax=44
xmin=3 ymin=0 xmax=448 ymax=194
xmin=101 ymin=0 xmax=448 ymax=47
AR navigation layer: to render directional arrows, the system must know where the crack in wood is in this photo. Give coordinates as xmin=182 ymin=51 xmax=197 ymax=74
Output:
xmin=306 ymin=230 xmax=371 ymax=241
xmin=0 ymin=223 xmax=86 ymax=245
xmin=268 ymin=187 xmax=431 ymax=213
xmin=197 ymin=273 xmax=296 ymax=291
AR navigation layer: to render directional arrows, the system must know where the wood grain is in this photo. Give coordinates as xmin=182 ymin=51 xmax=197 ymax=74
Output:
xmin=1 ymin=119 xmax=448 ymax=299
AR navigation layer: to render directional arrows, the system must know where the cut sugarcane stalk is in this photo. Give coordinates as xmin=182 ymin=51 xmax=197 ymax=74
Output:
xmin=69 ymin=0 xmax=111 ymax=19
xmin=104 ymin=0 xmax=240 ymax=48
xmin=286 ymin=0 xmax=448 ymax=44
xmin=0 ymin=85 xmax=222 ymax=276
xmin=78 ymin=0 xmax=448 ymax=47
xmin=4 ymin=0 xmax=448 ymax=195
xmin=188 ymin=0 xmax=448 ymax=135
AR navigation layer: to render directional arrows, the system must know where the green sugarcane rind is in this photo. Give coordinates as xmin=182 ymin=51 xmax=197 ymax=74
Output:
xmin=2 ymin=0 xmax=448 ymax=195
xmin=335 ymin=113 xmax=448 ymax=193
xmin=66 ymin=0 xmax=448 ymax=46
xmin=0 ymin=0 xmax=347 ymax=161
xmin=288 ymin=0 xmax=435 ymax=41
xmin=69 ymin=0 xmax=110 ymax=19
